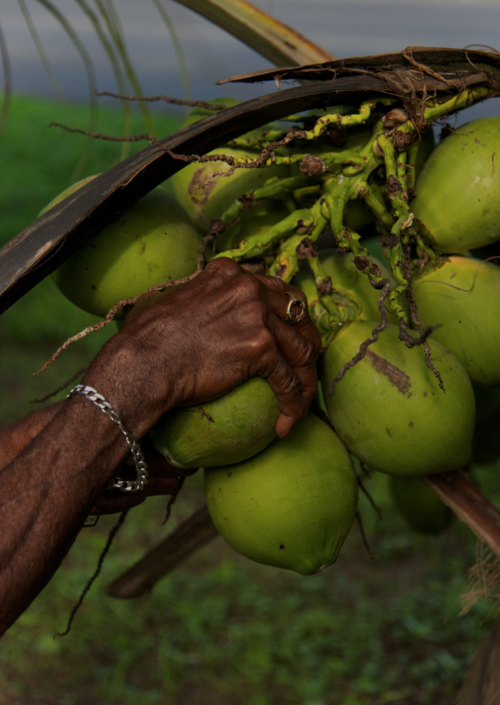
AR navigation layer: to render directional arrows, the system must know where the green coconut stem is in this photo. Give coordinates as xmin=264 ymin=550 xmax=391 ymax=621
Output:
xmin=269 ymin=199 xmax=327 ymax=280
xmin=356 ymin=181 xmax=393 ymax=230
xmin=216 ymin=208 xmax=314 ymax=262
xmin=406 ymin=138 xmax=420 ymax=193
xmin=293 ymin=184 xmax=323 ymax=202
xmin=308 ymin=254 xmax=362 ymax=324
xmin=272 ymin=149 xmax=366 ymax=171
xmin=228 ymin=128 xmax=287 ymax=149
xmin=299 ymin=97 xmax=394 ymax=141
xmin=326 ymin=191 xmax=386 ymax=290
xmin=217 ymin=175 xmax=311 ymax=224
xmin=376 ymin=132 xmax=414 ymax=323
xmin=423 ymin=84 xmax=492 ymax=123
xmin=414 ymin=231 xmax=439 ymax=264
xmin=214 ymin=97 xmax=394 ymax=165
xmin=270 ymin=232 xmax=308 ymax=281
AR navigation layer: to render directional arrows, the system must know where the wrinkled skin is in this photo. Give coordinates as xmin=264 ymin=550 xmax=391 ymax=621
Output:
xmin=0 ymin=258 xmax=320 ymax=634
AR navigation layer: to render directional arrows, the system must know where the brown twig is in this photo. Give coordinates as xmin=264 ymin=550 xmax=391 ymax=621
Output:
xmin=49 ymin=122 xmax=153 ymax=142
xmin=459 ymin=542 xmax=500 ymax=617
xmin=106 ymin=505 xmax=219 ymax=599
xmin=197 ymin=234 xmax=217 ymax=270
xmin=162 ymin=476 xmax=185 ymax=526
xmin=402 ymin=49 xmax=457 ymax=88
xmin=94 ymin=89 xmax=226 ymax=111
xmin=355 ymin=511 xmax=374 ymax=559
xmin=356 ymin=475 xmax=383 ymax=520
xmin=55 ymin=510 xmax=129 ymax=637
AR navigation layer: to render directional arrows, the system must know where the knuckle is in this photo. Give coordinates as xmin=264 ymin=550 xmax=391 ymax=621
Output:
xmin=205 ymin=256 xmax=241 ymax=279
xmin=238 ymin=273 xmax=262 ymax=298
xmin=292 ymin=336 xmax=317 ymax=366
xmin=265 ymin=275 xmax=286 ymax=292
xmin=253 ymin=327 xmax=275 ymax=351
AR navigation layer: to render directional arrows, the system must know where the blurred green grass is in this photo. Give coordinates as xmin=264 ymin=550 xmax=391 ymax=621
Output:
xmin=0 ymin=94 xmax=498 ymax=705
xmin=0 ymin=93 xmax=182 ymax=425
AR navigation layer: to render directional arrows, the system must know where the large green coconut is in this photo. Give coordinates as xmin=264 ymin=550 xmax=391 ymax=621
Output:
xmin=411 ymin=117 xmax=500 ymax=252
xmin=388 ymin=475 xmax=453 ymax=534
xmin=204 ymin=412 xmax=358 ymax=575
xmin=151 ymin=377 xmax=280 ymax=469
xmin=169 ymin=97 xmax=290 ymax=233
xmin=321 ymin=321 xmax=475 ymax=476
xmin=43 ymin=178 xmax=201 ymax=318
xmin=413 ymin=256 xmax=500 ymax=386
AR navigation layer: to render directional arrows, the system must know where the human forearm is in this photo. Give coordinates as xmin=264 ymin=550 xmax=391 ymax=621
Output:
xmin=0 ymin=402 xmax=63 ymax=471
xmin=0 ymin=396 xmax=130 ymax=631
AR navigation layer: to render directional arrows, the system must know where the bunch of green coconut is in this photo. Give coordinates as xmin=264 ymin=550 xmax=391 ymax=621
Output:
xmin=43 ymin=87 xmax=500 ymax=574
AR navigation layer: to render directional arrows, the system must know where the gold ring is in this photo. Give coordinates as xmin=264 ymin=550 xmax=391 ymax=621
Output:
xmin=284 ymin=292 xmax=306 ymax=324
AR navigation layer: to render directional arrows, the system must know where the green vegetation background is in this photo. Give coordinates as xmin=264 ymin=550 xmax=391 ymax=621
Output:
xmin=0 ymin=94 xmax=498 ymax=705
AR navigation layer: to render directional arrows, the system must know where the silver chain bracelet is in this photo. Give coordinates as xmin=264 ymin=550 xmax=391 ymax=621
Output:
xmin=67 ymin=384 xmax=148 ymax=493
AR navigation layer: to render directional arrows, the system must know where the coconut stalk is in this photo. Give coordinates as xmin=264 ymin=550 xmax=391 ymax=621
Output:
xmin=106 ymin=505 xmax=219 ymax=599
xmin=425 ymin=473 xmax=500 ymax=561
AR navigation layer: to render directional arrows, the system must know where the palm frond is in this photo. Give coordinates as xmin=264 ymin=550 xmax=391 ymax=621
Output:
xmin=173 ymin=0 xmax=336 ymax=66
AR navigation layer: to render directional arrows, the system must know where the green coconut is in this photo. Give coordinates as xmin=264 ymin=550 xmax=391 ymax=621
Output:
xmin=321 ymin=321 xmax=475 ymax=477
xmin=411 ymin=117 xmax=500 ymax=252
xmin=151 ymin=377 xmax=280 ymax=469
xmin=389 ymin=475 xmax=453 ymax=534
xmin=169 ymin=97 xmax=290 ymax=232
xmin=44 ymin=179 xmax=201 ymax=318
xmin=204 ymin=412 xmax=358 ymax=575
xmin=413 ymin=256 xmax=500 ymax=386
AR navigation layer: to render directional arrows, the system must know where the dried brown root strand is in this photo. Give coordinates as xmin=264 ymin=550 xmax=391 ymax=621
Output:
xmin=397 ymin=318 xmax=444 ymax=392
xmin=356 ymin=475 xmax=383 ymax=520
xmin=161 ymin=126 xmax=318 ymax=186
xmin=401 ymin=49 xmax=457 ymax=89
xmin=328 ymin=279 xmax=391 ymax=396
xmin=458 ymin=542 xmax=500 ymax=617
xmin=159 ymin=148 xmax=279 ymax=189
xmin=355 ymin=511 xmax=374 ymax=560
xmin=30 ymin=365 xmax=90 ymax=404
xmin=360 ymin=462 xmax=371 ymax=478
xmin=162 ymin=476 xmax=186 ymax=526
xmin=34 ymin=272 xmax=200 ymax=376
xmin=94 ymin=90 xmax=226 ymax=111
xmin=197 ymin=234 xmax=217 ymax=270
xmin=49 ymin=123 xmax=153 ymax=142
xmin=401 ymin=238 xmax=445 ymax=391
xmin=54 ymin=509 xmax=129 ymax=638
